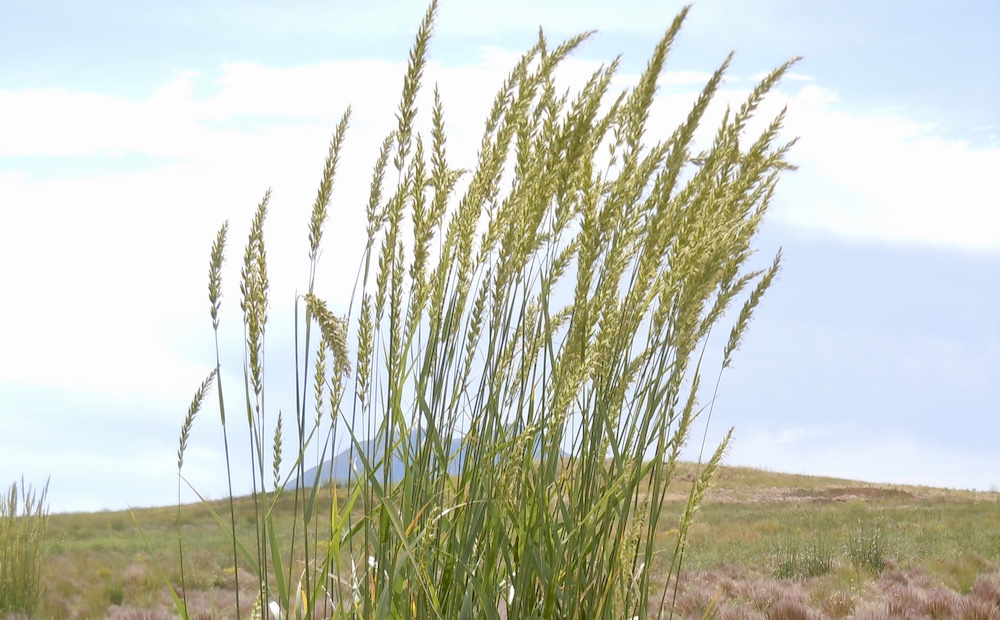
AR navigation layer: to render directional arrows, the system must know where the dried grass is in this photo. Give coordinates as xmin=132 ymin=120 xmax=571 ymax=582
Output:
xmin=958 ymin=597 xmax=1000 ymax=620
xmin=970 ymin=574 xmax=1000 ymax=608
xmin=820 ymin=590 xmax=856 ymax=619
xmin=922 ymin=586 xmax=964 ymax=619
xmin=764 ymin=597 xmax=819 ymax=620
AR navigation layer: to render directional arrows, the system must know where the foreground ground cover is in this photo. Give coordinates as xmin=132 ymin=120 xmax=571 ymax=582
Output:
xmin=34 ymin=464 xmax=1000 ymax=619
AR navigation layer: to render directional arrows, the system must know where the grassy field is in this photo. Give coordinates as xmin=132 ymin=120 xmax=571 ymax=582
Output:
xmin=32 ymin=463 xmax=1000 ymax=619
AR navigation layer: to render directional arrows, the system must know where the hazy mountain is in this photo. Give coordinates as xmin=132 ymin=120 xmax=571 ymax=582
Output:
xmin=285 ymin=426 xmax=561 ymax=490
xmin=285 ymin=429 xmax=466 ymax=490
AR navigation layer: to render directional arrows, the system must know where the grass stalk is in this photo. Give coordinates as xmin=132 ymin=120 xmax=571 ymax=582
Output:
xmin=0 ymin=478 xmax=49 ymax=617
xmin=170 ymin=3 xmax=796 ymax=618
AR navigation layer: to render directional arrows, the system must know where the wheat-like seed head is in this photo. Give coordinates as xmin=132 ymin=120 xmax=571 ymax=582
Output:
xmin=429 ymin=86 xmax=461 ymax=228
xmin=619 ymin=7 xmax=689 ymax=162
xmin=723 ymin=250 xmax=781 ymax=369
xmin=272 ymin=411 xmax=283 ymax=491
xmin=328 ymin=351 xmax=345 ymax=422
xmin=308 ymin=108 xmax=351 ymax=262
xmin=313 ymin=337 xmax=327 ymax=426
xmin=304 ymin=293 xmax=351 ymax=382
xmin=394 ymin=0 xmax=436 ymax=173
xmin=408 ymin=135 xmax=431 ymax=309
xmin=240 ymin=190 xmax=270 ymax=399
xmin=388 ymin=238 xmax=406 ymax=366
xmin=208 ymin=221 xmax=228 ymax=331
xmin=177 ymin=369 xmax=216 ymax=472
xmin=365 ymin=134 xmax=395 ymax=242
xmin=355 ymin=295 xmax=373 ymax=407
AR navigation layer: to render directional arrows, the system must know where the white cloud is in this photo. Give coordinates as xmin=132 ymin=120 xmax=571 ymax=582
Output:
xmin=5 ymin=56 xmax=996 ymax=403
xmin=629 ymin=79 xmax=1000 ymax=250
xmin=0 ymin=53 xmax=534 ymax=419
xmin=774 ymin=85 xmax=1000 ymax=249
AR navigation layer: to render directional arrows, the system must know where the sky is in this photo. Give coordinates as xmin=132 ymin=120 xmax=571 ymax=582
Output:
xmin=1 ymin=0 xmax=998 ymax=513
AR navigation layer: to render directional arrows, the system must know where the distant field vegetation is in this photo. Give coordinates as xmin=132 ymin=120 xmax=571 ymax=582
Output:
xmin=19 ymin=464 xmax=998 ymax=619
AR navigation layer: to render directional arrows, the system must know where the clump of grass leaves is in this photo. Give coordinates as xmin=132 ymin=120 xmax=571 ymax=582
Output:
xmin=0 ymin=478 xmax=49 ymax=617
xmin=171 ymin=3 xmax=798 ymax=618
xmin=848 ymin=514 xmax=890 ymax=576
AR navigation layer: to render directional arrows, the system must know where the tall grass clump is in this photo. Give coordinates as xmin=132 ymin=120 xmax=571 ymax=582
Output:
xmin=171 ymin=2 xmax=798 ymax=618
xmin=0 ymin=478 xmax=49 ymax=616
xmin=849 ymin=514 xmax=890 ymax=575
xmin=773 ymin=533 xmax=836 ymax=580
